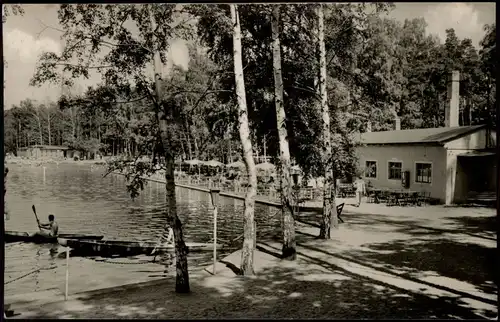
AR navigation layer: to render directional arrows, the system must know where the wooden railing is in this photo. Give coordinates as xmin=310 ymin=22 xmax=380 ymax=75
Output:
xmin=123 ymin=171 xmax=360 ymax=204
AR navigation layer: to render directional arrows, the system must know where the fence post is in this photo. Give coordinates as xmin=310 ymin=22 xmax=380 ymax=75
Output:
xmin=209 ymin=189 xmax=220 ymax=275
xmin=65 ymin=246 xmax=70 ymax=301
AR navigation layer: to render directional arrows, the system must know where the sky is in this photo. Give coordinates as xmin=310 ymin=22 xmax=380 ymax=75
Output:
xmin=2 ymin=2 xmax=496 ymax=110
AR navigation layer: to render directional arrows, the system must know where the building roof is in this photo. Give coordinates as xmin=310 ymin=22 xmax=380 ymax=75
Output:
xmin=357 ymin=125 xmax=488 ymax=146
xmin=29 ymin=145 xmax=69 ymax=150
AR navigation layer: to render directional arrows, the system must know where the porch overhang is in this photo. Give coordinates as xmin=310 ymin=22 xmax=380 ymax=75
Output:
xmin=457 ymin=151 xmax=496 ymax=158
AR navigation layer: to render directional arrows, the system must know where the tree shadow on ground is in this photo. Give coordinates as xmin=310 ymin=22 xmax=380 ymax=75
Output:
xmin=348 ymin=237 xmax=498 ymax=297
xmin=297 ymin=207 xmax=497 ymax=242
xmin=17 ymin=258 xmax=492 ymax=320
xmin=444 ymin=215 xmax=497 ymax=239
xmin=291 ymin=210 xmax=497 ymax=317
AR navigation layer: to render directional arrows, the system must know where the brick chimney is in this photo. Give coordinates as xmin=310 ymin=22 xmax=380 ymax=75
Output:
xmin=445 ymin=70 xmax=460 ymax=127
xmin=366 ymin=121 xmax=372 ymax=132
xmin=394 ymin=116 xmax=401 ymax=131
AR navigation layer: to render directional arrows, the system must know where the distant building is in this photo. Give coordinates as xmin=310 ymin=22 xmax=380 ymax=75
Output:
xmin=356 ymin=125 xmax=496 ymax=205
xmin=66 ymin=149 xmax=82 ymax=160
xmin=17 ymin=145 xmax=69 ymax=159
xmin=355 ymin=71 xmax=497 ymax=205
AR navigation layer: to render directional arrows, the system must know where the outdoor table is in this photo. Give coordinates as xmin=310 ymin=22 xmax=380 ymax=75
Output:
xmin=368 ymin=188 xmax=390 ymax=204
xmin=367 ymin=189 xmax=381 ymax=203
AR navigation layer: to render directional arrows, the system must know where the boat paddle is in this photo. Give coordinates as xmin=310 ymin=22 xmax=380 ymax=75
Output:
xmin=32 ymin=205 xmax=42 ymax=231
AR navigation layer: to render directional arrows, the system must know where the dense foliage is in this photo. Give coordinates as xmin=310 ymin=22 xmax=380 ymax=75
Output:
xmin=6 ymin=5 xmax=494 ymax=170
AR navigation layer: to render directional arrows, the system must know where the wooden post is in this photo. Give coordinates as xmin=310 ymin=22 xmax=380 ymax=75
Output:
xmin=212 ymin=205 xmax=217 ymax=275
xmin=43 ymin=166 xmax=46 ymax=183
xmin=65 ymin=246 xmax=69 ymax=301
xmin=209 ymin=189 xmax=220 ymax=275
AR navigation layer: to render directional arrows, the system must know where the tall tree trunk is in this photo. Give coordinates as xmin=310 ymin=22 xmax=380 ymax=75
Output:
xmin=193 ymin=130 xmax=199 ymax=159
xmin=271 ymin=5 xmax=296 ymax=260
xmin=230 ymin=4 xmax=257 ymax=276
xmin=179 ymin=133 xmax=186 ymax=160
xmin=47 ymin=110 xmax=52 ymax=146
xmin=34 ymin=109 xmax=43 ymax=145
xmin=17 ymin=120 xmax=20 ymax=149
xmin=70 ymin=108 xmax=76 ymax=138
xmin=318 ymin=4 xmax=337 ymax=239
xmin=183 ymin=122 xmax=193 ymax=160
xmin=468 ymin=99 xmax=472 ymax=126
xmin=150 ymin=9 xmax=189 ymax=293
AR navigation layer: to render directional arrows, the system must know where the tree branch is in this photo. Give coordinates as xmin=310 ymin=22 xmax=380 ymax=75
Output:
xmin=54 ymin=62 xmax=115 ymax=69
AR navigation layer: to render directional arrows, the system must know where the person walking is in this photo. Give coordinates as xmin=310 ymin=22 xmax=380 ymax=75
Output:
xmin=354 ymin=175 xmax=366 ymax=207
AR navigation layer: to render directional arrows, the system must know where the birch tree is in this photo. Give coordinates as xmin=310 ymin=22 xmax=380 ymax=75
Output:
xmin=317 ymin=4 xmax=337 ymax=238
xmin=31 ymin=4 xmax=192 ymax=293
xmin=230 ymin=4 xmax=258 ymax=275
xmin=271 ymin=5 xmax=296 ymax=259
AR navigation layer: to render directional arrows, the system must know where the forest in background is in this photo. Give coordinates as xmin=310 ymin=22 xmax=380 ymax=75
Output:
xmin=4 ymin=6 xmax=496 ymax=164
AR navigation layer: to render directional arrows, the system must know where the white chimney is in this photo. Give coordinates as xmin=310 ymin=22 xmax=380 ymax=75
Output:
xmin=394 ymin=116 xmax=401 ymax=131
xmin=366 ymin=121 xmax=372 ymax=132
xmin=445 ymin=70 xmax=460 ymax=127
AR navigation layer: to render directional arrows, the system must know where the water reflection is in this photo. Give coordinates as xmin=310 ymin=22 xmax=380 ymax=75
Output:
xmin=5 ymin=164 xmax=283 ymax=295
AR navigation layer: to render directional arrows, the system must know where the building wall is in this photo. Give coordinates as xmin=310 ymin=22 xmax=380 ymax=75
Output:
xmin=17 ymin=149 xmax=29 ymax=158
xmin=17 ymin=147 xmax=66 ymax=159
xmin=66 ymin=150 xmax=81 ymax=159
xmin=444 ymin=129 xmax=496 ymax=150
xmin=357 ymin=129 xmax=497 ymax=205
xmin=32 ymin=147 xmax=41 ymax=158
xmin=444 ymin=129 xmax=497 ymax=204
xmin=39 ymin=149 xmax=64 ymax=159
xmin=356 ymin=145 xmax=447 ymax=202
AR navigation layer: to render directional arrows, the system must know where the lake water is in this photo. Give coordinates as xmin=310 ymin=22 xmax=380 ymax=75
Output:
xmin=4 ymin=163 xmax=282 ymax=298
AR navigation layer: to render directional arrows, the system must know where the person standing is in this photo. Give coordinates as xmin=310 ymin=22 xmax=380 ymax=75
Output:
xmin=4 ymin=167 xmax=9 ymax=222
xmin=151 ymin=224 xmax=174 ymax=263
xmin=354 ymin=175 xmax=366 ymax=207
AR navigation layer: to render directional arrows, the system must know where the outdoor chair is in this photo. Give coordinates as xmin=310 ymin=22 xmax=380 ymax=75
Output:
xmin=418 ymin=191 xmax=430 ymax=205
xmin=377 ymin=190 xmax=389 ymax=203
xmin=409 ymin=191 xmax=420 ymax=206
xmin=396 ymin=192 xmax=408 ymax=206
xmin=337 ymin=203 xmax=345 ymax=223
xmin=386 ymin=191 xmax=398 ymax=206
xmin=366 ymin=190 xmax=376 ymax=203
xmin=373 ymin=190 xmax=383 ymax=204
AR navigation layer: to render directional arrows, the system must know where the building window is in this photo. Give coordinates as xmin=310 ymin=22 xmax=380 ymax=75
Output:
xmin=365 ymin=161 xmax=377 ymax=178
xmin=388 ymin=162 xmax=402 ymax=180
xmin=415 ymin=162 xmax=432 ymax=183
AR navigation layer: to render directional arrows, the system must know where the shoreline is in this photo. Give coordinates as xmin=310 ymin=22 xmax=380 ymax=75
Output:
xmin=8 ymin=225 xmax=497 ymax=319
xmin=5 ymin=158 xmax=107 ymax=166
xmin=112 ymin=171 xmax=285 ymax=208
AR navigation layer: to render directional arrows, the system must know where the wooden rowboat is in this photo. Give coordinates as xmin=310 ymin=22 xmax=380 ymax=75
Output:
xmin=4 ymin=231 xmax=104 ymax=244
xmin=58 ymin=238 xmax=223 ymax=257
xmin=4 ymin=231 xmax=31 ymax=243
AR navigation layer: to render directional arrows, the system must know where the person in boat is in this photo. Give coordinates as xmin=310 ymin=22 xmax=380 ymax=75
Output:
xmin=37 ymin=214 xmax=59 ymax=237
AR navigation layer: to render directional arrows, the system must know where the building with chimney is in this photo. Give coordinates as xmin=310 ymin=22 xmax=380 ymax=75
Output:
xmin=354 ymin=71 xmax=496 ymax=205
